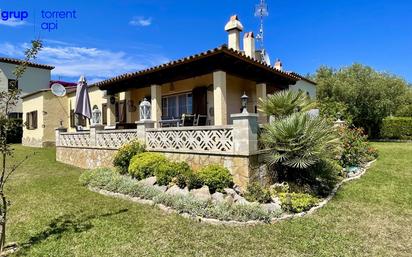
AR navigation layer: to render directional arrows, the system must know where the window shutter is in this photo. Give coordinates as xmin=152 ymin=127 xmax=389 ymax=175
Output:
xmin=32 ymin=111 xmax=38 ymax=129
xmin=102 ymin=104 xmax=107 ymax=125
xmin=192 ymin=86 xmax=207 ymax=115
xmin=25 ymin=113 xmax=30 ymax=129
xmin=70 ymin=110 xmax=75 ymax=128
xmin=119 ymin=100 xmax=126 ymax=123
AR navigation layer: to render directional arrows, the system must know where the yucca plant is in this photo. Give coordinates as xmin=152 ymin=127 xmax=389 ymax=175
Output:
xmin=260 ymin=112 xmax=341 ymax=169
xmin=259 ymin=90 xmax=315 ymax=118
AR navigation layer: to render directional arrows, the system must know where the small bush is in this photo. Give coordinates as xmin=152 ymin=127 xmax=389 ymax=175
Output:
xmin=185 ymin=172 xmax=203 ymax=190
xmin=197 ymin=165 xmax=233 ymax=193
xmin=278 ymin=192 xmax=318 ymax=213
xmin=113 ymin=140 xmax=146 ymax=174
xmin=244 ymin=182 xmax=272 ymax=203
xmin=381 ymin=117 xmax=412 ymax=140
xmin=128 ymin=152 xmax=167 ymax=180
xmin=155 ymin=161 xmax=192 ymax=186
xmin=338 ymin=126 xmax=376 ymax=167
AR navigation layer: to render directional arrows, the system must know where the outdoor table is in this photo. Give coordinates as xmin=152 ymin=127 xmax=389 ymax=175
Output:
xmin=159 ymin=119 xmax=181 ymax=127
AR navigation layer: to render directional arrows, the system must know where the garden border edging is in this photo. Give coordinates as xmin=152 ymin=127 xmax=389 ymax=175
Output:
xmin=88 ymin=159 xmax=377 ymax=226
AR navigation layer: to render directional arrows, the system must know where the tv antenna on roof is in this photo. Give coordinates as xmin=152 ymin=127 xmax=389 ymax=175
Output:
xmin=255 ymin=0 xmax=269 ymax=50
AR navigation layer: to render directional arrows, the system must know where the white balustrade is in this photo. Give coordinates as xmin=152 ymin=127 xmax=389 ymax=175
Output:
xmin=145 ymin=126 xmax=234 ymax=154
xmin=58 ymin=132 xmax=91 ymax=148
xmin=96 ymin=130 xmax=139 ymax=149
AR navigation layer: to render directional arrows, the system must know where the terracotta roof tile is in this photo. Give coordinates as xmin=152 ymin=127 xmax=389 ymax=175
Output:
xmin=0 ymin=57 xmax=54 ymax=70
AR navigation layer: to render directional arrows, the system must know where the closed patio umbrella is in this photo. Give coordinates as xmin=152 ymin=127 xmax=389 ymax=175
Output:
xmin=74 ymin=75 xmax=92 ymax=120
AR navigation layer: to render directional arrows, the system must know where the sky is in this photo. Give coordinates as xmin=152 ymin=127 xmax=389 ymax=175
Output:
xmin=0 ymin=0 xmax=411 ymax=84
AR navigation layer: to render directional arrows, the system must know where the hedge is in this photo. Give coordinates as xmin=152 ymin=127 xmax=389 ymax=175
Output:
xmin=381 ymin=117 xmax=412 ymax=140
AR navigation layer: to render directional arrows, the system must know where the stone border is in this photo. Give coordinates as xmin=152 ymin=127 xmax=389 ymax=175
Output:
xmin=89 ymin=159 xmax=377 ymax=226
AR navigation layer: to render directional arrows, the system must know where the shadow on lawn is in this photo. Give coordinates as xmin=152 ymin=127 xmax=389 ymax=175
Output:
xmin=16 ymin=208 xmax=128 ymax=256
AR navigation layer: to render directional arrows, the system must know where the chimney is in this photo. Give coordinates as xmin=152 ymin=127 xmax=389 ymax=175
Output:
xmin=274 ymin=59 xmax=283 ymax=70
xmin=243 ymin=32 xmax=256 ymax=59
xmin=224 ymin=15 xmax=244 ymax=51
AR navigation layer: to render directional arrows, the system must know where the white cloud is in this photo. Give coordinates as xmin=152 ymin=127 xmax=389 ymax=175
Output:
xmin=129 ymin=16 xmax=152 ymax=27
xmin=0 ymin=18 xmax=28 ymax=27
xmin=0 ymin=41 xmax=169 ymax=83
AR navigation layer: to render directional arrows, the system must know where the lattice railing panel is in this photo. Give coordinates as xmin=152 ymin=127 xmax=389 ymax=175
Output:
xmin=146 ymin=127 xmax=234 ymax=153
xmin=96 ymin=130 xmax=139 ymax=149
xmin=59 ymin=132 xmax=91 ymax=148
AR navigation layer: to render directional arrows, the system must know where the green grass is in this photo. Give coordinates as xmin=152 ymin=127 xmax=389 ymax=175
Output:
xmin=6 ymin=143 xmax=412 ymax=257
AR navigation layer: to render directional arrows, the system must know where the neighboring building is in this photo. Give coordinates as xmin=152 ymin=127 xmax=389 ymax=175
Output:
xmin=0 ymin=57 xmax=54 ymax=116
xmin=288 ymin=72 xmax=317 ymax=99
xmin=22 ymin=84 xmax=131 ymax=147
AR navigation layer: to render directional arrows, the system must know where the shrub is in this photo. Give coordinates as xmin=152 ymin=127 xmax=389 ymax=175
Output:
xmin=261 ymin=113 xmax=341 ymax=170
xmin=197 ymin=165 xmax=233 ymax=193
xmin=155 ymin=161 xmax=192 ymax=186
xmin=185 ymin=172 xmax=203 ymax=190
xmin=113 ymin=140 xmax=145 ymax=174
xmin=128 ymin=152 xmax=167 ymax=180
xmin=278 ymin=192 xmax=318 ymax=213
xmin=381 ymin=117 xmax=412 ymax=140
xmin=244 ymin=182 xmax=272 ymax=203
xmin=338 ymin=126 xmax=376 ymax=167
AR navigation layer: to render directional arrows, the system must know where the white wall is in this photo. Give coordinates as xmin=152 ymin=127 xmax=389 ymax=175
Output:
xmin=0 ymin=62 xmax=51 ymax=112
xmin=289 ymin=80 xmax=317 ymax=99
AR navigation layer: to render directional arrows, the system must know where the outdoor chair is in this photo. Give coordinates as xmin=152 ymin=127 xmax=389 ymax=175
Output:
xmin=180 ymin=114 xmax=195 ymax=127
xmin=194 ymin=115 xmax=207 ymax=126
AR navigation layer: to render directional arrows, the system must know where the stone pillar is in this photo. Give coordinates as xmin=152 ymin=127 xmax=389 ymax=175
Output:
xmin=256 ymin=83 xmax=267 ymax=124
xmin=90 ymin=124 xmax=104 ymax=147
xmin=151 ymin=84 xmax=162 ymax=128
xmin=231 ymin=112 xmax=258 ymax=156
xmin=106 ymin=95 xmax=116 ymax=129
xmin=136 ymin=120 xmax=155 ymax=144
xmin=55 ymin=127 xmax=67 ymax=146
xmin=213 ymin=71 xmax=227 ymax=126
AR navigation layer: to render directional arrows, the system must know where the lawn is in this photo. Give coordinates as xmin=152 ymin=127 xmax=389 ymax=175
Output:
xmin=6 ymin=143 xmax=412 ymax=257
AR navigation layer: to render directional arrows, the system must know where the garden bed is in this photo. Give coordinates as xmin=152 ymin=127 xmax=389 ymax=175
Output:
xmin=81 ymin=159 xmax=376 ymax=225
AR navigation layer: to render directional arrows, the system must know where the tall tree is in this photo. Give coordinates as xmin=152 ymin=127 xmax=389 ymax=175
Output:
xmin=315 ymin=64 xmax=411 ymax=137
xmin=0 ymin=40 xmax=43 ymax=253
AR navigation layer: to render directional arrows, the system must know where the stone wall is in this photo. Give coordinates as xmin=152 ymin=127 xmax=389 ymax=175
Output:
xmin=163 ymin=152 xmax=260 ymax=189
xmin=56 ymin=146 xmax=268 ymax=189
xmin=56 ymin=147 xmax=117 ymax=170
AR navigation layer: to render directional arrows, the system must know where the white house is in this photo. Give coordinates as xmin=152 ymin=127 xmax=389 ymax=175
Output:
xmin=0 ymin=57 xmax=54 ymax=117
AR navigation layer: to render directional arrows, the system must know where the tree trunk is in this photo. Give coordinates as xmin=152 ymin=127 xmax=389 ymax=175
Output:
xmin=0 ymin=192 xmax=6 ymax=253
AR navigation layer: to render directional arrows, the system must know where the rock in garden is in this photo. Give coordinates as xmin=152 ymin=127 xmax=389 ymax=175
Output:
xmin=211 ymin=192 xmax=224 ymax=203
xmin=190 ymin=186 xmax=212 ymax=201
xmin=166 ymin=185 xmax=189 ymax=196
xmin=224 ymin=195 xmax=235 ymax=205
xmin=137 ymin=176 xmax=157 ymax=186
xmin=224 ymin=188 xmax=237 ymax=196
xmin=234 ymin=196 xmax=250 ymax=205
xmin=262 ymin=202 xmax=281 ymax=213
xmin=271 ymin=196 xmax=281 ymax=205
xmin=153 ymin=185 xmax=167 ymax=193
xmin=233 ymin=184 xmax=244 ymax=194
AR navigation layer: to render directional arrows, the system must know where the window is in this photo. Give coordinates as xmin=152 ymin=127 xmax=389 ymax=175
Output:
xmin=9 ymin=112 xmax=23 ymax=119
xmin=70 ymin=110 xmax=87 ymax=128
xmin=8 ymin=79 xmax=18 ymax=91
xmin=161 ymin=93 xmax=192 ymax=118
xmin=25 ymin=111 xmax=38 ymax=130
xmin=116 ymin=100 xmax=127 ymax=123
xmin=101 ymin=101 xmax=126 ymax=125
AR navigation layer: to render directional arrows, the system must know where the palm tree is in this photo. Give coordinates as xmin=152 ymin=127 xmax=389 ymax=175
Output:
xmin=260 ymin=112 xmax=341 ymax=169
xmin=259 ymin=90 xmax=314 ymax=118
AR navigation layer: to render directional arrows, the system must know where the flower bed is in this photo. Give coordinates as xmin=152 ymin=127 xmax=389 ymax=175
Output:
xmin=80 ymin=159 xmax=376 ymax=225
